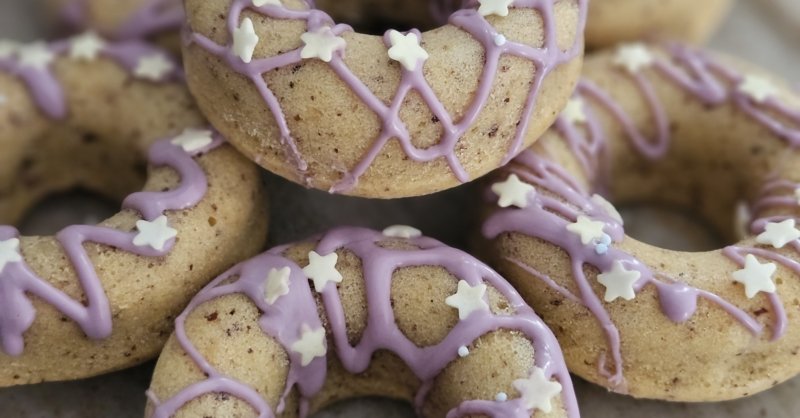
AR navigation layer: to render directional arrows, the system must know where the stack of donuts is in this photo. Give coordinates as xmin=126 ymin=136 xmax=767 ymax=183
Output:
xmin=0 ymin=0 xmax=798 ymax=417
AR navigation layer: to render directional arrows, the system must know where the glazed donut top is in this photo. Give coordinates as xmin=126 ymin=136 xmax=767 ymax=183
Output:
xmin=60 ymin=0 xmax=184 ymax=41
xmin=147 ymin=227 xmax=578 ymax=418
xmin=483 ymin=43 xmax=800 ymax=389
xmin=188 ymin=0 xmax=586 ymax=193
xmin=0 ymin=37 xmax=216 ymax=356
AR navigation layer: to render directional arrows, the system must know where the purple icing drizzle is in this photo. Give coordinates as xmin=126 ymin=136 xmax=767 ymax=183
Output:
xmin=483 ymin=43 xmax=800 ymax=391
xmin=189 ymin=0 xmax=586 ymax=193
xmin=60 ymin=0 xmax=185 ymax=41
xmin=147 ymin=227 xmax=579 ymax=418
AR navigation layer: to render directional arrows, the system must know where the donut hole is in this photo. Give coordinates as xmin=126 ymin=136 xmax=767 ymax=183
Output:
xmin=1 ymin=128 xmax=147 ymax=234
xmin=313 ymin=0 xmax=443 ymax=35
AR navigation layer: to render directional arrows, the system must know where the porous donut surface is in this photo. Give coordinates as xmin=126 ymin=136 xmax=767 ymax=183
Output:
xmin=183 ymin=0 xmax=586 ymax=198
xmin=585 ymin=0 xmax=731 ymax=49
xmin=481 ymin=43 xmax=800 ymax=401
xmin=0 ymin=36 xmax=268 ymax=385
xmin=146 ymin=227 xmax=577 ymax=418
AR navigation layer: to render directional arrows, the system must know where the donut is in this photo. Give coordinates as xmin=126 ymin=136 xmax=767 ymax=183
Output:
xmin=182 ymin=0 xmax=586 ymax=198
xmin=585 ymin=0 xmax=732 ymax=49
xmin=49 ymin=0 xmax=184 ymax=49
xmin=0 ymin=36 xmax=269 ymax=385
xmin=145 ymin=226 xmax=578 ymax=417
xmin=480 ymin=42 xmax=800 ymax=401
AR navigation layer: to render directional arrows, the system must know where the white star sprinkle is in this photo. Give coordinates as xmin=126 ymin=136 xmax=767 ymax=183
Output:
xmin=613 ymin=43 xmax=654 ymax=74
xmin=17 ymin=42 xmax=55 ymax=70
xmin=133 ymin=215 xmax=178 ymax=251
xmin=0 ymin=238 xmax=23 ymax=273
xmin=171 ymin=128 xmax=214 ymax=153
xmin=290 ymin=324 xmax=327 ymax=366
xmin=513 ymin=367 xmax=562 ymax=413
xmin=491 ymin=174 xmax=535 ymax=209
xmin=445 ymin=280 xmax=489 ymax=320
xmin=233 ymin=17 xmax=260 ymax=63
xmin=478 ymin=0 xmax=514 ymax=17
xmin=567 ymin=215 xmax=606 ymax=245
xmin=252 ymin=0 xmax=280 ymax=6
xmin=590 ymin=194 xmax=623 ymax=225
xmin=493 ymin=34 xmax=507 ymax=46
xmin=300 ymin=27 xmax=346 ymax=63
xmin=387 ymin=30 xmax=429 ymax=72
xmin=756 ymin=219 xmax=800 ymax=249
xmin=69 ymin=32 xmax=105 ymax=61
xmin=0 ymin=40 xmax=19 ymax=59
xmin=264 ymin=266 xmax=291 ymax=305
xmin=457 ymin=345 xmax=470 ymax=358
xmin=561 ymin=97 xmax=587 ymax=125
xmin=134 ymin=54 xmax=174 ymax=81
xmin=738 ymin=75 xmax=778 ymax=103
xmin=732 ymin=254 xmax=777 ymax=299
xmin=597 ymin=260 xmax=640 ymax=302
xmin=303 ymin=251 xmax=343 ymax=292
xmin=382 ymin=225 xmax=422 ymax=239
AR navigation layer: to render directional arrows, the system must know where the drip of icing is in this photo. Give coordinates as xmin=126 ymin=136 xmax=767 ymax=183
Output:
xmin=148 ymin=227 xmax=579 ymax=418
xmin=0 ymin=38 xmax=180 ymax=119
xmin=189 ymin=0 xmax=586 ymax=193
xmin=483 ymin=43 xmax=800 ymax=390
xmin=60 ymin=0 xmax=184 ymax=40
xmin=0 ymin=136 xmax=222 ymax=356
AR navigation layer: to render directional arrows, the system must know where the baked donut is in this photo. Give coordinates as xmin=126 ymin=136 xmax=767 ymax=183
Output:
xmin=49 ymin=0 xmax=183 ymax=49
xmin=182 ymin=0 xmax=586 ymax=198
xmin=585 ymin=0 xmax=732 ymax=49
xmin=0 ymin=36 xmax=268 ymax=385
xmin=480 ymin=42 xmax=800 ymax=401
xmin=145 ymin=227 xmax=578 ymax=417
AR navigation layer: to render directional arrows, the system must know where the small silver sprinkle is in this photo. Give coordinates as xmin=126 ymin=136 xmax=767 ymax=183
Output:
xmin=494 ymin=34 xmax=507 ymax=47
xmin=457 ymin=345 xmax=469 ymax=358
xmin=495 ymin=392 xmax=508 ymax=402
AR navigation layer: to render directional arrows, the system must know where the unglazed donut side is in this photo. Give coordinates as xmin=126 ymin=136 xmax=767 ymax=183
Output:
xmin=480 ymin=44 xmax=800 ymax=401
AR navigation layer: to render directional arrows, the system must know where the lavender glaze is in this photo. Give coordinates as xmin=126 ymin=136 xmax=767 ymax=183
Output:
xmin=148 ymin=227 xmax=579 ymax=418
xmin=188 ymin=0 xmax=586 ymax=193
xmin=483 ymin=43 xmax=800 ymax=390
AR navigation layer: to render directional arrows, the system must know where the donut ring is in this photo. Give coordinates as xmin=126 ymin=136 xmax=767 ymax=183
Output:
xmin=585 ymin=0 xmax=732 ymax=49
xmin=49 ymin=0 xmax=184 ymax=48
xmin=0 ymin=36 xmax=268 ymax=385
xmin=480 ymin=43 xmax=800 ymax=401
xmin=146 ymin=227 xmax=578 ymax=418
xmin=183 ymin=0 xmax=586 ymax=198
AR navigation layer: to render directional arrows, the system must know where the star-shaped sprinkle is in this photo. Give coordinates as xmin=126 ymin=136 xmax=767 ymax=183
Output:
xmin=387 ymin=30 xmax=429 ymax=72
xmin=303 ymin=251 xmax=343 ymax=292
xmin=233 ymin=17 xmax=260 ymax=63
xmin=738 ymin=75 xmax=778 ymax=103
xmin=457 ymin=345 xmax=470 ymax=358
xmin=478 ymin=0 xmax=514 ymax=17
xmin=69 ymin=32 xmax=105 ymax=61
xmin=445 ymin=280 xmax=489 ymax=320
xmin=0 ymin=238 xmax=23 ymax=273
xmin=0 ymin=40 xmax=19 ymax=59
xmin=252 ymin=0 xmax=280 ymax=6
xmin=597 ymin=260 xmax=640 ymax=302
xmin=171 ymin=128 xmax=214 ymax=153
xmin=491 ymin=174 xmax=535 ymax=209
xmin=756 ymin=219 xmax=800 ymax=249
xmin=264 ymin=266 xmax=291 ymax=305
xmin=613 ymin=43 xmax=654 ymax=74
xmin=561 ymin=97 xmax=587 ymax=125
xmin=732 ymin=254 xmax=777 ymax=299
xmin=17 ymin=43 xmax=55 ymax=70
xmin=495 ymin=392 xmax=508 ymax=402
xmin=513 ymin=367 xmax=562 ymax=413
xmin=300 ymin=27 xmax=346 ymax=63
xmin=382 ymin=225 xmax=422 ymax=239
xmin=133 ymin=215 xmax=178 ymax=251
xmin=290 ymin=324 xmax=327 ymax=366
xmin=567 ymin=215 xmax=606 ymax=245
xmin=494 ymin=34 xmax=507 ymax=46
xmin=590 ymin=194 xmax=624 ymax=224
xmin=134 ymin=54 xmax=174 ymax=81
